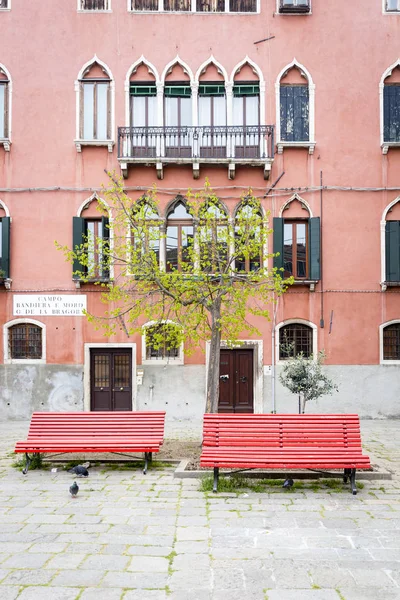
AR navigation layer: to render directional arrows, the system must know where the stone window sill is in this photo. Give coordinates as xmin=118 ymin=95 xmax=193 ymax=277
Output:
xmin=277 ymin=141 xmax=316 ymax=154
xmin=75 ymin=139 xmax=114 ymax=153
xmin=0 ymin=138 xmax=11 ymax=151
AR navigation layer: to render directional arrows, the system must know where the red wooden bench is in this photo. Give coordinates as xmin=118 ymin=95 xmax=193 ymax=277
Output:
xmin=15 ymin=411 xmax=166 ymax=475
xmin=200 ymin=414 xmax=371 ymax=495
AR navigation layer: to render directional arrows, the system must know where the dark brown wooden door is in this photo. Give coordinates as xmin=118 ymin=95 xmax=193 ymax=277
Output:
xmin=90 ymin=349 xmax=132 ymax=411
xmin=218 ymin=348 xmax=254 ymax=413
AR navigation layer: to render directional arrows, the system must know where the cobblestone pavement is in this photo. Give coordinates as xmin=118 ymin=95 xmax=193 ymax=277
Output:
xmin=0 ymin=419 xmax=399 ymax=600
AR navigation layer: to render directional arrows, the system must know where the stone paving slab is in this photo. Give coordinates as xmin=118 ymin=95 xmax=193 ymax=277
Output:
xmin=0 ymin=419 xmax=399 ymax=599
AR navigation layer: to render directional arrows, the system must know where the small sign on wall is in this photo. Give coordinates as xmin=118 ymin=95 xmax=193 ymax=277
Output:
xmin=13 ymin=295 xmax=87 ymax=317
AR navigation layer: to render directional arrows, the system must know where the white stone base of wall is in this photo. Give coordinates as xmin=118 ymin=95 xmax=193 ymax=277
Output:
xmin=0 ymin=363 xmax=398 ymax=421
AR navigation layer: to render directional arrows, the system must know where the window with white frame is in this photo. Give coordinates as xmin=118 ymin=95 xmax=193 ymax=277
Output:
xmin=79 ymin=0 xmax=110 ymax=10
xmin=276 ymin=62 xmax=315 ymax=153
xmin=0 ymin=0 xmax=10 ymax=9
xmin=382 ymin=322 xmax=400 ymax=361
xmin=4 ymin=320 xmax=46 ymax=363
xmin=142 ymin=321 xmax=183 ymax=364
xmin=76 ymin=60 xmax=113 ymax=148
xmin=385 ymin=0 xmax=400 ymax=12
xmin=130 ymin=200 xmax=161 ymax=268
xmin=278 ymin=322 xmax=315 ymax=360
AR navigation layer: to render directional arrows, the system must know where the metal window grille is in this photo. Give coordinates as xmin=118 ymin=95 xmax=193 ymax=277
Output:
xmin=196 ymin=0 xmax=224 ymax=12
xmin=9 ymin=324 xmax=42 ymax=360
xmin=383 ymin=324 xmax=400 ymax=360
xmin=145 ymin=325 xmax=180 ymax=360
xmin=164 ymin=0 xmax=191 ymax=11
xmin=230 ymin=0 xmax=257 ymax=11
xmin=279 ymin=324 xmax=312 ymax=359
xmin=131 ymin=0 xmax=158 ymax=10
xmin=80 ymin=0 xmax=110 ymax=10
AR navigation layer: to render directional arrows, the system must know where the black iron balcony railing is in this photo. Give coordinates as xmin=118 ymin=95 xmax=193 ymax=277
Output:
xmin=118 ymin=125 xmax=275 ymax=161
xmin=130 ymin=0 xmax=257 ymax=11
xmin=279 ymin=0 xmax=310 ymax=13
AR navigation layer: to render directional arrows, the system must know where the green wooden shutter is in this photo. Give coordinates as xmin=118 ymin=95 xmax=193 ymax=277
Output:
xmin=280 ymin=85 xmax=309 ymax=142
xmin=1 ymin=217 xmax=10 ymax=279
xmin=309 ymin=217 xmax=321 ymax=280
xmin=384 ymin=86 xmax=400 ymax=143
xmin=273 ymin=217 xmax=284 ymax=272
xmin=101 ymin=216 xmax=110 ymax=280
xmin=72 ymin=217 xmax=86 ymax=279
xmin=386 ymin=221 xmax=400 ymax=282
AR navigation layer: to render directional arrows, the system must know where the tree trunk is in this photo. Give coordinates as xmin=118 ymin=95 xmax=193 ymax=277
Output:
xmin=205 ymin=299 xmax=222 ymax=414
xmin=301 ymin=396 xmax=307 ymax=414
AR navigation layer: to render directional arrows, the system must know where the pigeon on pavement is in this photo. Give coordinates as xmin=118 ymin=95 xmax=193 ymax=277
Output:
xmin=68 ymin=465 xmax=89 ymax=477
xmin=283 ymin=478 xmax=294 ymax=489
xmin=69 ymin=481 xmax=79 ymax=498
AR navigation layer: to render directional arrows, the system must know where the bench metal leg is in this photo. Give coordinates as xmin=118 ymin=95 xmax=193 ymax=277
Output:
xmin=22 ymin=453 xmax=32 ymax=475
xmin=343 ymin=468 xmax=351 ymax=484
xmin=143 ymin=452 xmax=152 ymax=475
xmin=350 ymin=468 xmax=357 ymax=495
xmin=213 ymin=467 xmax=219 ymax=493
xmin=22 ymin=452 xmax=40 ymax=475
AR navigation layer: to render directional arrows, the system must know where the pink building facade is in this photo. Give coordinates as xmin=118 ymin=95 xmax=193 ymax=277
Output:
xmin=0 ymin=0 xmax=399 ymax=420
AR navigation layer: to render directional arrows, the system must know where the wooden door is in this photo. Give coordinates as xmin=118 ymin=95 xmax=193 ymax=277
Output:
xmin=218 ymin=348 xmax=254 ymax=413
xmin=90 ymin=349 xmax=132 ymax=411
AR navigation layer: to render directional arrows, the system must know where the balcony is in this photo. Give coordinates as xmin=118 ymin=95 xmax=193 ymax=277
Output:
xmin=118 ymin=125 xmax=275 ymax=180
xmin=279 ymin=0 xmax=310 ymax=14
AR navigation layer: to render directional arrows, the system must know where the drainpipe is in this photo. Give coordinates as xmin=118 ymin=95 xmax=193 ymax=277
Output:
xmin=320 ymin=170 xmax=324 ymax=329
xmin=271 ymin=295 xmax=279 ymax=414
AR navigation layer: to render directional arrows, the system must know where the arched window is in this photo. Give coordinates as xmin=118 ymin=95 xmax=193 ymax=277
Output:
xmin=276 ymin=61 xmax=315 ymax=154
xmin=129 ymin=61 xmax=158 ymax=157
xmin=383 ymin=65 xmax=400 ymax=144
xmin=131 ymin=200 xmax=161 ymax=266
xmin=166 ymin=201 xmax=194 ymax=271
xmin=0 ymin=200 xmax=11 ymax=281
xmin=278 ymin=322 xmax=314 ymax=359
xmin=382 ymin=198 xmax=400 ymax=286
xmin=383 ymin=323 xmax=400 ymax=360
xmin=163 ymin=62 xmax=193 ymax=157
xmin=142 ymin=321 xmax=183 ymax=364
xmin=273 ymin=194 xmax=320 ymax=283
xmin=4 ymin=319 xmax=46 ymax=363
xmin=198 ymin=82 xmax=227 ymax=158
xmin=233 ymin=79 xmax=260 ymax=158
xmin=380 ymin=321 xmax=400 ymax=362
xmin=9 ymin=323 xmax=42 ymax=359
xmin=235 ymin=201 xmax=264 ymax=272
xmin=75 ymin=58 xmax=114 ymax=151
xmin=198 ymin=201 xmax=228 ymax=273
xmin=73 ymin=194 xmax=110 ymax=281
xmin=380 ymin=61 xmax=400 ymax=153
